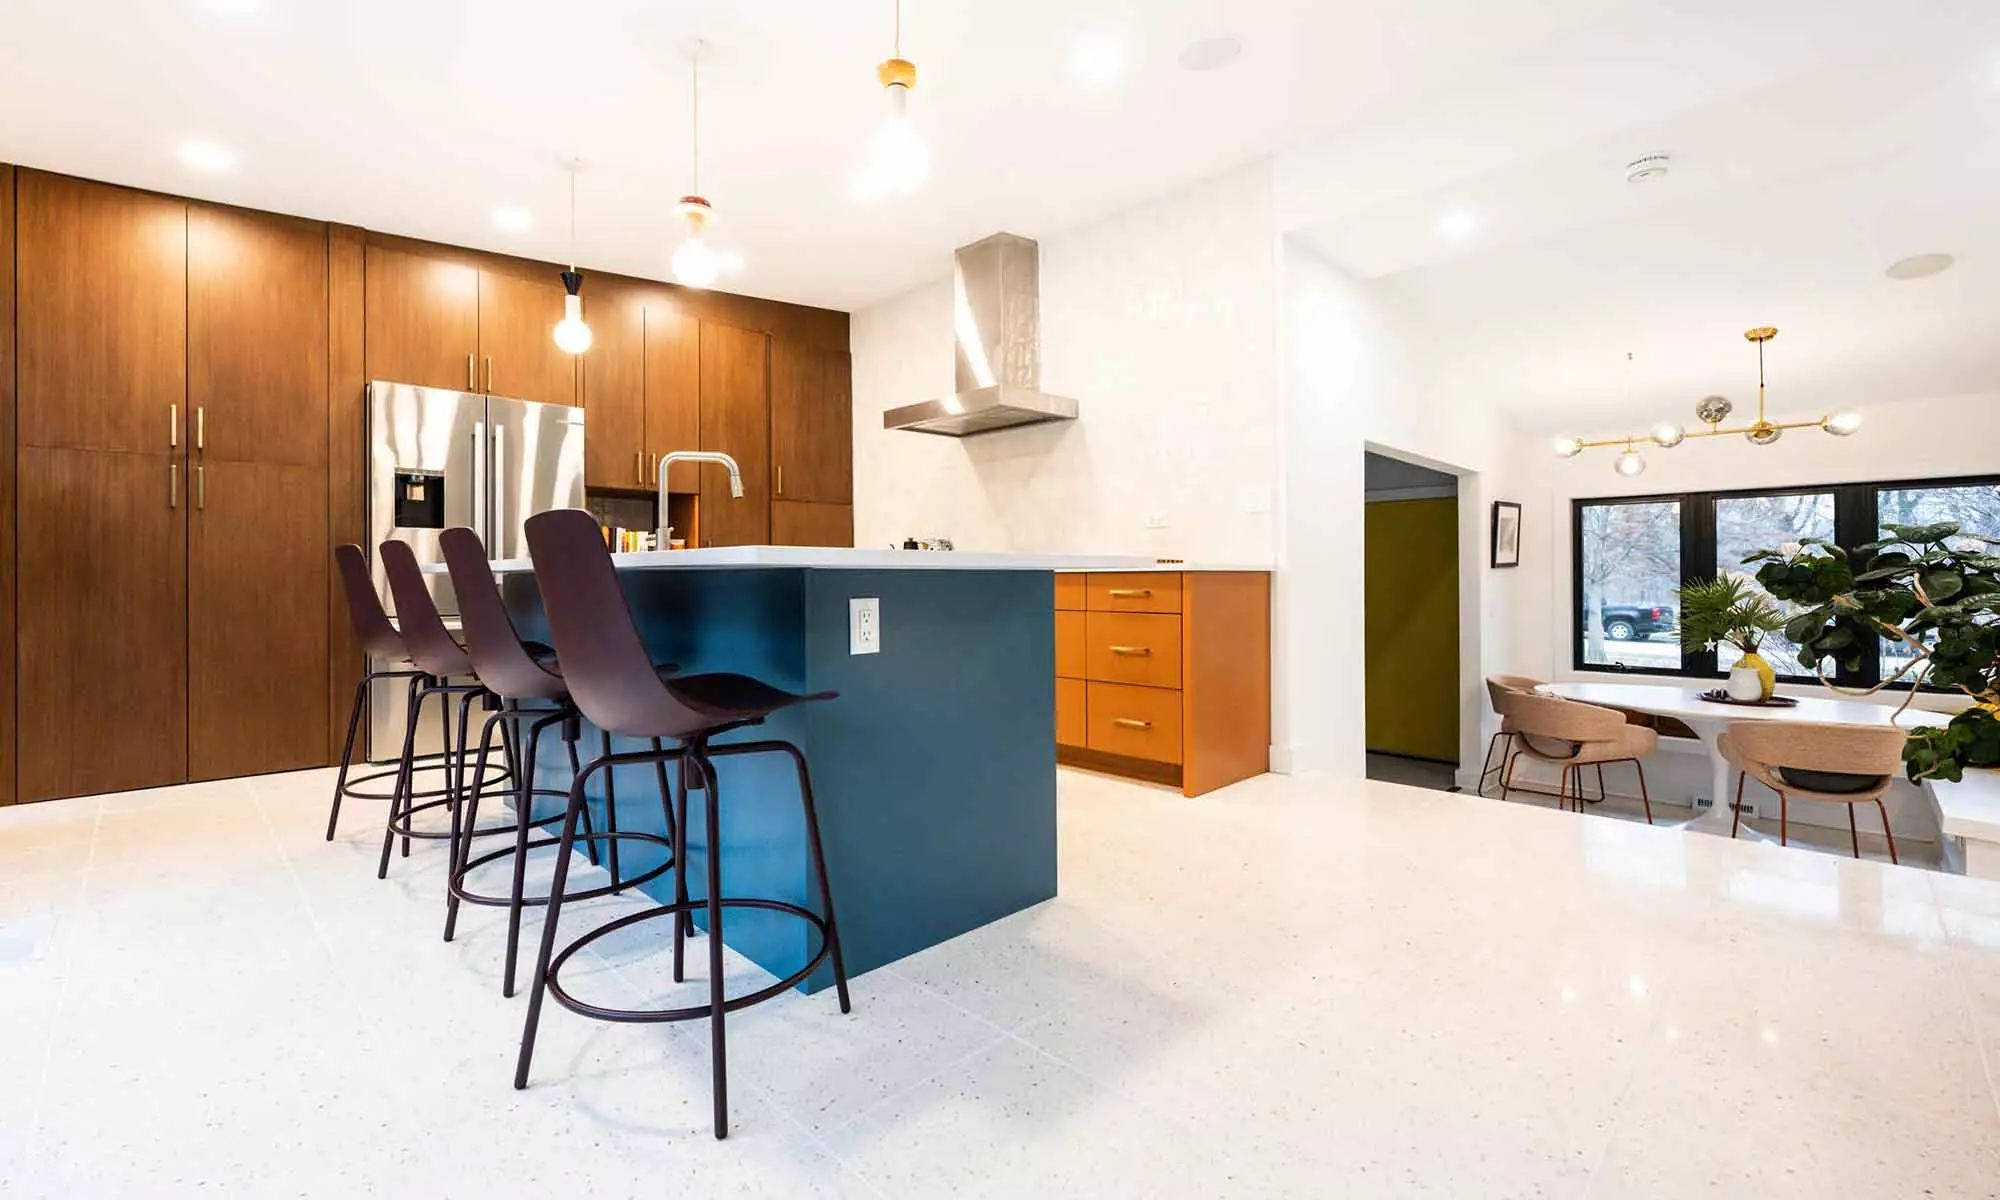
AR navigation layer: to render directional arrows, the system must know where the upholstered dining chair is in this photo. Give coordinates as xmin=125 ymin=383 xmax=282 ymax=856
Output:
xmin=1499 ymin=691 xmax=1657 ymax=823
xmin=1716 ymin=720 xmax=1907 ymax=862
xmin=1479 ymin=675 xmax=1545 ymax=796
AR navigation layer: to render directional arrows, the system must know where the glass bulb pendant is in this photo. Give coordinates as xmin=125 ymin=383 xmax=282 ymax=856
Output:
xmin=553 ymin=270 xmax=592 ymax=354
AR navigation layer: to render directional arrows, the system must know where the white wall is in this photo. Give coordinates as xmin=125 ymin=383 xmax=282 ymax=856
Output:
xmin=849 ymin=162 xmax=1280 ymax=560
xmin=1486 ymin=389 xmax=2000 ymax=836
xmin=1276 ymin=240 xmax=1512 ymax=780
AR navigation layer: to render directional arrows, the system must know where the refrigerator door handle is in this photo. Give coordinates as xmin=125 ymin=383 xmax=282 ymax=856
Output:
xmin=492 ymin=423 xmax=506 ymax=557
xmin=471 ymin=420 xmax=486 ymax=542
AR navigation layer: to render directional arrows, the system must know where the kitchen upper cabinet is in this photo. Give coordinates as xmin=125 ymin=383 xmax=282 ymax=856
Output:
xmin=190 ymin=205 xmax=329 ymax=467
xmin=17 ymin=447 xmax=189 ymax=802
xmin=189 ymin=459 xmax=329 ymax=781
xmin=365 ymin=245 xmax=478 ymax=391
xmin=771 ymin=500 xmax=853 ymax=548
xmin=478 ymin=269 xmax=577 ymax=406
xmin=16 ymin=171 xmax=187 ymax=455
xmin=646 ymin=304 xmax=702 ymax=492
xmin=771 ymin=344 xmax=852 ymax=505
xmin=696 ymin=321 xmax=771 ymax=547
xmin=580 ymin=283 xmax=647 ymax=488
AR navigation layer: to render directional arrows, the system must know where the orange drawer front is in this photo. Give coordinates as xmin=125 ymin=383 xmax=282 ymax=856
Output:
xmin=1085 ymin=682 xmax=1184 ymax=764
xmin=1056 ymin=678 xmax=1086 ymax=747
xmin=1084 ymin=611 xmax=1182 ymax=688
xmin=1056 ymin=611 xmax=1087 ymax=679
xmin=1055 ymin=573 xmax=1087 ymax=612
xmin=1086 ymin=572 xmax=1181 ymax=614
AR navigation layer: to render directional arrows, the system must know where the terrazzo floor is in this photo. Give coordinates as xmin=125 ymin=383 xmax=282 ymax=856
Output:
xmin=3 ymin=765 xmax=1999 ymax=1197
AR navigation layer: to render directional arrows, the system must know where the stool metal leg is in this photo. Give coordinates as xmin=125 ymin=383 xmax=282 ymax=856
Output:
xmin=326 ymin=674 xmax=370 ymax=841
xmin=695 ymin=747 xmax=730 ymax=1139
xmin=515 ymin=760 xmax=598 ymax=1089
xmin=601 ymin=730 xmax=622 ymax=891
xmin=502 ymin=714 xmax=552 ymax=999
xmin=444 ymin=707 xmax=507 ymax=943
xmin=379 ymin=676 xmax=427 ymax=879
xmin=672 ymin=751 xmax=692 ymax=984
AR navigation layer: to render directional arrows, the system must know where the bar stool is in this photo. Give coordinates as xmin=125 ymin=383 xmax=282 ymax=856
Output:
xmin=325 ymin=544 xmax=471 ymax=842
xmin=512 ymin=507 xmax=851 ymax=1140
xmin=437 ymin=525 xmax=681 ymax=997
xmin=377 ymin=539 xmax=519 ymax=879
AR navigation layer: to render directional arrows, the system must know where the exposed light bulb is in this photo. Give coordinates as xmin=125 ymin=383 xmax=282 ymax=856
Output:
xmin=673 ymin=237 xmax=718 ymax=288
xmin=854 ymin=87 xmax=927 ymax=200
xmin=1824 ymin=408 xmax=1863 ymax=436
xmin=1650 ymin=421 xmax=1686 ymax=448
xmin=1552 ymin=436 xmax=1584 ymax=459
xmin=1615 ymin=447 xmax=1648 ymax=477
xmin=553 ymin=292 xmax=592 ymax=354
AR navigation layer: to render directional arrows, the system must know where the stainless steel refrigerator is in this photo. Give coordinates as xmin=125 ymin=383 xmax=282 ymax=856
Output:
xmin=365 ymin=381 xmax=587 ymax=759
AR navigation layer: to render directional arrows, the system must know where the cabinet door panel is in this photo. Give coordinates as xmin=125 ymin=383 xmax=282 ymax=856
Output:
xmin=644 ymin=303 xmax=701 ymax=491
xmin=581 ymin=284 xmax=646 ymax=488
xmin=17 ymin=447 xmax=188 ymax=801
xmin=16 ymin=172 xmax=187 ymax=454
xmin=189 ymin=206 xmax=329 ymax=466
xmin=479 ymin=270 xmax=577 ymax=406
xmin=696 ymin=322 xmax=770 ymax=547
xmin=364 ymin=245 xmax=478 ymax=391
xmin=771 ymin=500 xmax=853 ymax=548
xmin=190 ymin=460 xmax=330 ymax=780
xmin=771 ymin=343 xmax=852 ymax=504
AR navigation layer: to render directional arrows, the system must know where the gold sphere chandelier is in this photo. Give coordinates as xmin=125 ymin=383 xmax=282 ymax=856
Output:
xmin=1555 ymin=327 xmax=1862 ymax=475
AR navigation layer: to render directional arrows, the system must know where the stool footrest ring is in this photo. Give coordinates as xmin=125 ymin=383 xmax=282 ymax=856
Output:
xmin=448 ymin=832 xmax=674 ymax=908
xmin=544 ymin=898 xmax=834 ymax=1023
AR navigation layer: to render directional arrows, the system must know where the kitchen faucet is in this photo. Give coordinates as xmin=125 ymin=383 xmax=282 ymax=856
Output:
xmin=657 ymin=450 xmax=744 ymax=546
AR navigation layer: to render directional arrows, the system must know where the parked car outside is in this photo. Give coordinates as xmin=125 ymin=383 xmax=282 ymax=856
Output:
xmin=1600 ymin=604 xmax=1677 ymax=641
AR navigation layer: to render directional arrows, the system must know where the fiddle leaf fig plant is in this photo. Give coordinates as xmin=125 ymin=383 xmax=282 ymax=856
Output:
xmin=1744 ymin=524 xmax=2000 ymax=783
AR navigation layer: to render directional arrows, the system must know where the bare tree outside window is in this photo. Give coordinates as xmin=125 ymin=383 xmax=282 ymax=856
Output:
xmin=1715 ymin=492 xmax=1835 ymax=675
xmin=1579 ymin=500 xmax=1682 ymax=668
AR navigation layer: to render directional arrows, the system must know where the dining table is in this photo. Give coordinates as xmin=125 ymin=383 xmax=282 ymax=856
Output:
xmin=1536 ymin=681 xmax=1944 ymax=839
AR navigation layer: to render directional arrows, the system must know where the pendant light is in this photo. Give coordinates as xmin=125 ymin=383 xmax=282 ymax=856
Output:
xmin=853 ymin=0 xmax=926 ymax=199
xmin=673 ymin=46 xmax=720 ymax=288
xmin=552 ymin=162 xmax=593 ymax=354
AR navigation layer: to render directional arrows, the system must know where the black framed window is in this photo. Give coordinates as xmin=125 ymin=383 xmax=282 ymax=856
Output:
xmin=1572 ymin=473 xmax=2000 ymax=687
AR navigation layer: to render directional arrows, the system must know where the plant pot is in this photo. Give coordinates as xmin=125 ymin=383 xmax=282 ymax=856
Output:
xmin=1727 ymin=654 xmax=1775 ymax=702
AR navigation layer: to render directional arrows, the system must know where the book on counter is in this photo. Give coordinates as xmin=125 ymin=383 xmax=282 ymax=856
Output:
xmin=599 ymin=525 xmax=659 ymax=554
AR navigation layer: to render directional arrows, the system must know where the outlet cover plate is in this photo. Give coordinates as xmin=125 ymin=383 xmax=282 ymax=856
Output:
xmin=850 ymin=597 xmax=881 ymax=655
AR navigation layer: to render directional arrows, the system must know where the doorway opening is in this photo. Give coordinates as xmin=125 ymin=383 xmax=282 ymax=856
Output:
xmin=1362 ymin=451 xmax=1461 ymax=792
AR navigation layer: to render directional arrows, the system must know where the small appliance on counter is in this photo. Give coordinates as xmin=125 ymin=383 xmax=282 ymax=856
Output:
xmin=899 ymin=537 xmax=955 ymax=551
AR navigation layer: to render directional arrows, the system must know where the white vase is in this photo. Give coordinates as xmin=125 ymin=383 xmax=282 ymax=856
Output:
xmin=1726 ymin=664 xmax=1764 ymax=702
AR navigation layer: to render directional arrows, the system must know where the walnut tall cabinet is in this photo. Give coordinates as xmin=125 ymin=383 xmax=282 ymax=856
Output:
xmin=0 ymin=165 xmax=855 ymax=805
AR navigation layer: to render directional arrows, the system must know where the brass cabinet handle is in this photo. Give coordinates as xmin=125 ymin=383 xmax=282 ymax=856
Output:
xmin=1112 ymin=717 xmax=1152 ymax=730
xmin=485 ymin=356 xmax=494 ymax=394
xmin=195 ymin=406 xmax=205 ymax=452
xmin=169 ymin=461 xmax=179 ymax=509
xmin=1107 ymin=588 xmax=1152 ymax=598
xmin=1108 ymin=645 xmax=1152 ymax=656
xmin=776 ymin=465 xmax=783 ymax=496
xmin=635 ymin=450 xmax=643 ymax=485
xmin=650 ymin=451 xmax=659 ymax=483
xmin=169 ymin=403 xmax=178 ymax=449
xmin=467 ymin=353 xmax=476 ymax=392
xmin=196 ymin=464 xmax=206 ymax=511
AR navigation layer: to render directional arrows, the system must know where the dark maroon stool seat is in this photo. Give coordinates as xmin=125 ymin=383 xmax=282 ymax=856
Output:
xmin=438 ymin=526 xmax=681 ymax=998
xmin=376 ymin=539 xmax=525 ymax=880
xmin=511 ymin=507 xmax=851 ymax=1140
xmin=325 ymin=544 xmax=473 ymax=842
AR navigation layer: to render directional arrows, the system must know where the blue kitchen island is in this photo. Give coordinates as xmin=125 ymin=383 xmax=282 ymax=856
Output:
xmin=485 ymin=546 xmax=1150 ymax=993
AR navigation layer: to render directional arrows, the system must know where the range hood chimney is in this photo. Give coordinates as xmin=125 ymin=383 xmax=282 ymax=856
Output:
xmin=882 ymin=233 xmax=1079 ymax=437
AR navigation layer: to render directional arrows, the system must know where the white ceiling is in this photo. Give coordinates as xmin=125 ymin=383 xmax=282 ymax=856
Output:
xmin=0 ymin=0 xmax=1623 ymax=311
xmin=1293 ymin=6 xmax=2000 ymax=432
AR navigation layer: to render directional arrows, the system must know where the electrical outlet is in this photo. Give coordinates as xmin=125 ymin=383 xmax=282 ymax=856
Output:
xmin=849 ymin=597 xmax=881 ymax=655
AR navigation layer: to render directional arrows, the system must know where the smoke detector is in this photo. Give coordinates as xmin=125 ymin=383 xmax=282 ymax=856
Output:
xmin=1625 ymin=155 xmax=1671 ymax=184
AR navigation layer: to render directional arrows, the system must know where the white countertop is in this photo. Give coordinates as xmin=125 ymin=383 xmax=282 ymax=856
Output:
xmin=1540 ymin=681 xmax=1947 ymax=730
xmin=438 ymin=547 xmax=1162 ymax=574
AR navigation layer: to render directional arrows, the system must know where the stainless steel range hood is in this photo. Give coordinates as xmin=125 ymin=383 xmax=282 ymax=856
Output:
xmin=883 ymin=233 xmax=1079 ymax=437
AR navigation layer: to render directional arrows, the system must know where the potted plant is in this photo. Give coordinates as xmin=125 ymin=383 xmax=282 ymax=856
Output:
xmin=1677 ymin=575 xmax=1788 ymax=701
xmin=1745 ymin=522 xmax=2000 ymax=782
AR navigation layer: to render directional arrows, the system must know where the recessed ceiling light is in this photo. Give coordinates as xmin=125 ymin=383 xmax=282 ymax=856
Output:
xmin=177 ymin=140 xmax=236 ymax=172
xmin=1177 ymin=37 xmax=1241 ymax=72
xmin=492 ymin=207 xmax=532 ymax=234
xmin=1884 ymin=252 xmax=1954 ymax=280
xmin=1438 ymin=210 xmax=1476 ymax=240
xmin=1625 ymin=154 xmax=1671 ymax=184
xmin=1069 ymin=35 xmax=1126 ymax=86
